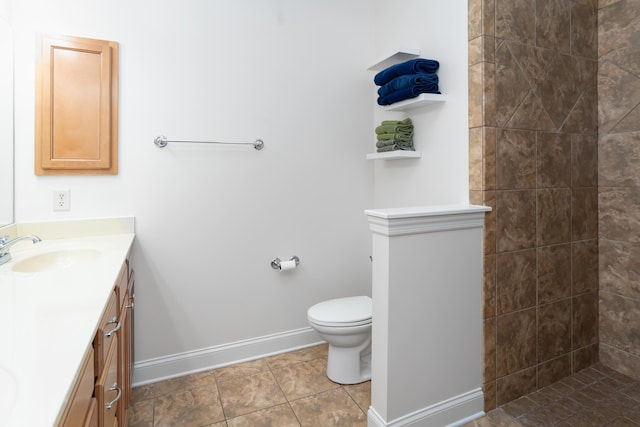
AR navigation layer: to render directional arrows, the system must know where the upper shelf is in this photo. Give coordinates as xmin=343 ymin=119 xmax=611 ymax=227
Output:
xmin=381 ymin=93 xmax=447 ymax=112
xmin=367 ymin=48 xmax=420 ymax=71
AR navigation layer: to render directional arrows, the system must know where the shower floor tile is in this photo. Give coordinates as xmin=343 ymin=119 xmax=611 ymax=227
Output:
xmin=463 ymin=364 xmax=640 ymax=427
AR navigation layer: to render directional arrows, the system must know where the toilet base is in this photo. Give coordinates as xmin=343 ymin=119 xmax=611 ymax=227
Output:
xmin=326 ymin=342 xmax=371 ymax=385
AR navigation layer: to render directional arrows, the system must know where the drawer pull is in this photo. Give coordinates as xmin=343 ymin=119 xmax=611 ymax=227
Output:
xmin=106 ymin=382 xmax=122 ymax=410
xmin=105 ymin=317 xmax=122 ymax=337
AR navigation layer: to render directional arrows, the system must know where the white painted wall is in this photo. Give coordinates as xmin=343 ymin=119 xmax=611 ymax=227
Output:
xmin=10 ymin=0 xmax=469 ymax=381
xmin=370 ymin=0 xmax=470 ymax=208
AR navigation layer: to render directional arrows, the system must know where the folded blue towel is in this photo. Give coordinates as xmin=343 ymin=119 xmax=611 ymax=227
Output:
xmin=377 ymin=84 xmax=441 ymax=106
xmin=374 ymin=58 xmax=440 ymax=86
xmin=377 ymin=73 xmax=439 ymax=97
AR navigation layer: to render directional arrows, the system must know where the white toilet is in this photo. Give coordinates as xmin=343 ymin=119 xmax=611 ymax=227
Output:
xmin=307 ymin=295 xmax=372 ymax=384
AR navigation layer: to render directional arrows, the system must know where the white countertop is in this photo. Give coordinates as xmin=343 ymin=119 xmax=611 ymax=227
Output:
xmin=0 ymin=218 xmax=135 ymax=427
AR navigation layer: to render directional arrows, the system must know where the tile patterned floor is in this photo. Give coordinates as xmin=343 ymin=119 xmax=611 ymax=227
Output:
xmin=462 ymin=363 xmax=640 ymax=427
xmin=130 ymin=345 xmax=640 ymax=427
xmin=128 ymin=344 xmax=370 ymax=427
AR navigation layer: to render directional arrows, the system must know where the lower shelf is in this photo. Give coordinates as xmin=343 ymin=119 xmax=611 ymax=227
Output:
xmin=366 ymin=151 xmax=421 ymax=160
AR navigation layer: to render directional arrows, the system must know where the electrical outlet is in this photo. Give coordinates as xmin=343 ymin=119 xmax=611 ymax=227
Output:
xmin=53 ymin=189 xmax=70 ymax=211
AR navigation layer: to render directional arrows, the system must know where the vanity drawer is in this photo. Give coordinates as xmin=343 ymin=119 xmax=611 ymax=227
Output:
xmin=94 ymin=291 xmax=119 ymax=374
xmin=59 ymin=347 xmax=94 ymax=427
xmin=96 ymin=339 xmax=120 ymax=427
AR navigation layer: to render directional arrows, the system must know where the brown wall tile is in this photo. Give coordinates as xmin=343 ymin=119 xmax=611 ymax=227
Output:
xmin=470 ymin=127 xmax=483 ymax=191
xmin=572 ymin=239 xmax=599 ymax=295
xmin=497 ymin=308 xmax=537 ymax=376
xmin=496 ymin=249 xmax=537 ymax=314
xmin=469 ymin=62 xmax=485 ymax=128
xmin=599 ymin=239 xmax=640 ymax=300
xmin=537 ymin=188 xmax=571 ymax=246
xmin=573 ymin=291 xmax=599 ymax=349
xmin=497 ymin=129 xmax=536 ymax=190
xmin=484 ymin=318 xmax=497 ymax=383
xmin=497 ymin=190 xmax=537 ymax=252
xmin=600 ymin=342 xmax=640 ymax=381
xmin=495 ymin=44 xmax=532 ymax=127
xmin=573 ymin=343 xmax=599 ymax=373
xmin=571 ymin=187 xmax=598 ymax=241
xmin=496 ymin=367 xmax=537 ymax=406
xmin=572 ymin=1 xmax=598 ymax=58
xmin=469 ymin=0 xmax=482 ymax=39
xmin=599 ymin=132 xmax=640 ymax=186
xmin=483 ymin=380 xmax=497 ymax=412
xmin=536 ymin=0 xmax=571 ymax=54
xmin=484 ymin=127 xmax=497 ymax=190
xmin=495 ymin=0 xmax=536 ymax=44
xmin=537 ymin=133 xmax=571 ymax=188
xmin=599 ymin=187 xmax=640 ymax=243
xmin=484 ymin=254 xmax=498 ymax=318
xmin=538 ymin=354 xmax=571 ymax=388
xmin=572 ymin=134 xmax=598 ymax=187
xmin=600 ymin=291 xmax=640 ymax=355
xmin=484 ymin=191 xmax=497 ymax=254
xmin=538 ymin=243 xmax=571 ymax=304
xmin=538 ymin=299 xmax=572 ymax=362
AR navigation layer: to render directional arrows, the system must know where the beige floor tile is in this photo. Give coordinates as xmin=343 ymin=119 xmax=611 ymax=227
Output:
xmin=131 ymin=383 xmax=155 ymax=402
xmin=214 ymin=359 xmax=270 ymax=382
xmin=343 ymin=381 xmax=371 ymax=412
xmin=154 ymin=384 xmax=225 ymax=427
xmin=154 ymin=370 xmax=216 ymax=397
xmin=265 ymin=346 xmax=321 ymax=369
xmin=272 ymin=360 xmax=339 ymax=401
xmin=226 ymin=403 xmax=301 ymax=427
xmin=127 ymin=398 xmax=154 ymax=427
xmin=290 ymin=387 xmax=367 ymax=427
xmin=218 ymin=371 xmax=287 ymax=418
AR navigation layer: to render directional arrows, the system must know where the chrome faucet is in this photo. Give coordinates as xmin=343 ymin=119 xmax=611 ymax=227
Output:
xmin=0 ymin=235 xmax=43 ymax=266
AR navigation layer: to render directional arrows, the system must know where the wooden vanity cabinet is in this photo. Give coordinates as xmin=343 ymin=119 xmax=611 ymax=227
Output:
xmin=59 ymin=347 xmax=96 ymax=427
xmin=116 ymin=262 xmax=134 ymax=423
xmin=96 ymin=340 xmax=119 ymax=427
xmin=56 ymin=258 xmax=132 ymax=427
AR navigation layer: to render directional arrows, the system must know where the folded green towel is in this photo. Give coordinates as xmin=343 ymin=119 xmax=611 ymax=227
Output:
xmin=381 ymin=118 xmax=412 ymax=126
xmin=377 ymin=143 xmax=415 ymax=152
xmin=377 ymin=132 xmax=413 ymax=142
xmin=375 ymin=124 xmax=413 ymax=135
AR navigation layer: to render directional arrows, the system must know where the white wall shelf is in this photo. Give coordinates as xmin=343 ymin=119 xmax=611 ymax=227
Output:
xmin=366 ymin=151 xmax=421 ymax=160
xmin=368 ymin=48 xmax=420 ymax=72
xmin=381 ymin=93 xmax=447 ymax=112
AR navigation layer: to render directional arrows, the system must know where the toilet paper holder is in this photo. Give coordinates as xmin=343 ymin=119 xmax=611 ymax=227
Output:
xmin=271 ymin=255 xmax=300 ymax=270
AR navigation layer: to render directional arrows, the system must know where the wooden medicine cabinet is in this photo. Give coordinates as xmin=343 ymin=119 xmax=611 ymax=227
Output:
xmin=35 ymin=34 xmax=118 ymax=175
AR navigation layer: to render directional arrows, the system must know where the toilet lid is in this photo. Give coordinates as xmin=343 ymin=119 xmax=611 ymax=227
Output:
xmin=308 ymin=296 xmax=372 ymax=327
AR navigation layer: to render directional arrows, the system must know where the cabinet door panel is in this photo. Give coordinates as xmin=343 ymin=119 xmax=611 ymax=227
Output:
xmin=96 ymin=340 xmax=119 ymax=427
xmin=35 ymin=34 xmax=118 ymax=175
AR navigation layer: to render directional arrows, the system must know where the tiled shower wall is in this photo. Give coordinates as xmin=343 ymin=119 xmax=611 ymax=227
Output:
xmin=468 ymin=0 xmax=599 ymax=410
xmin=598 ymin=0 xmax=640 ymax=380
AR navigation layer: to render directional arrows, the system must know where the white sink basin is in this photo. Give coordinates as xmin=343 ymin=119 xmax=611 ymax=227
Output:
xmin=11 ymin=249 xmax=102 ymax=273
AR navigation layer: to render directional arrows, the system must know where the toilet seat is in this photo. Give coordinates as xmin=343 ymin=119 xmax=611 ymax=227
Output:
xmin=308 ymin=296 xmax=372 ymax=328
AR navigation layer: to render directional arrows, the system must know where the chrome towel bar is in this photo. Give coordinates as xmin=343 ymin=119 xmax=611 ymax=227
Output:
xmin=154 ymin=135 xmax=264 ymax=150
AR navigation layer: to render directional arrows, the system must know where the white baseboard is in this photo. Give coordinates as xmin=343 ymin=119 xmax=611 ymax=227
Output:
xmin=367 ymin=388 xmax=484 ymax=427
xmin=132 ymin=327 xmax=322 ymax=386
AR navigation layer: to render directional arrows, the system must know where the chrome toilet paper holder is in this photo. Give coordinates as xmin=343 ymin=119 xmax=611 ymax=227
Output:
xmin=271 ymin=255 xmax=300 ymax=270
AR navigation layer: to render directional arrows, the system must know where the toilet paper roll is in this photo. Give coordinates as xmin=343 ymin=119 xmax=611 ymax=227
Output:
xmin=279 ymin=260 xmax=297 ymax=271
